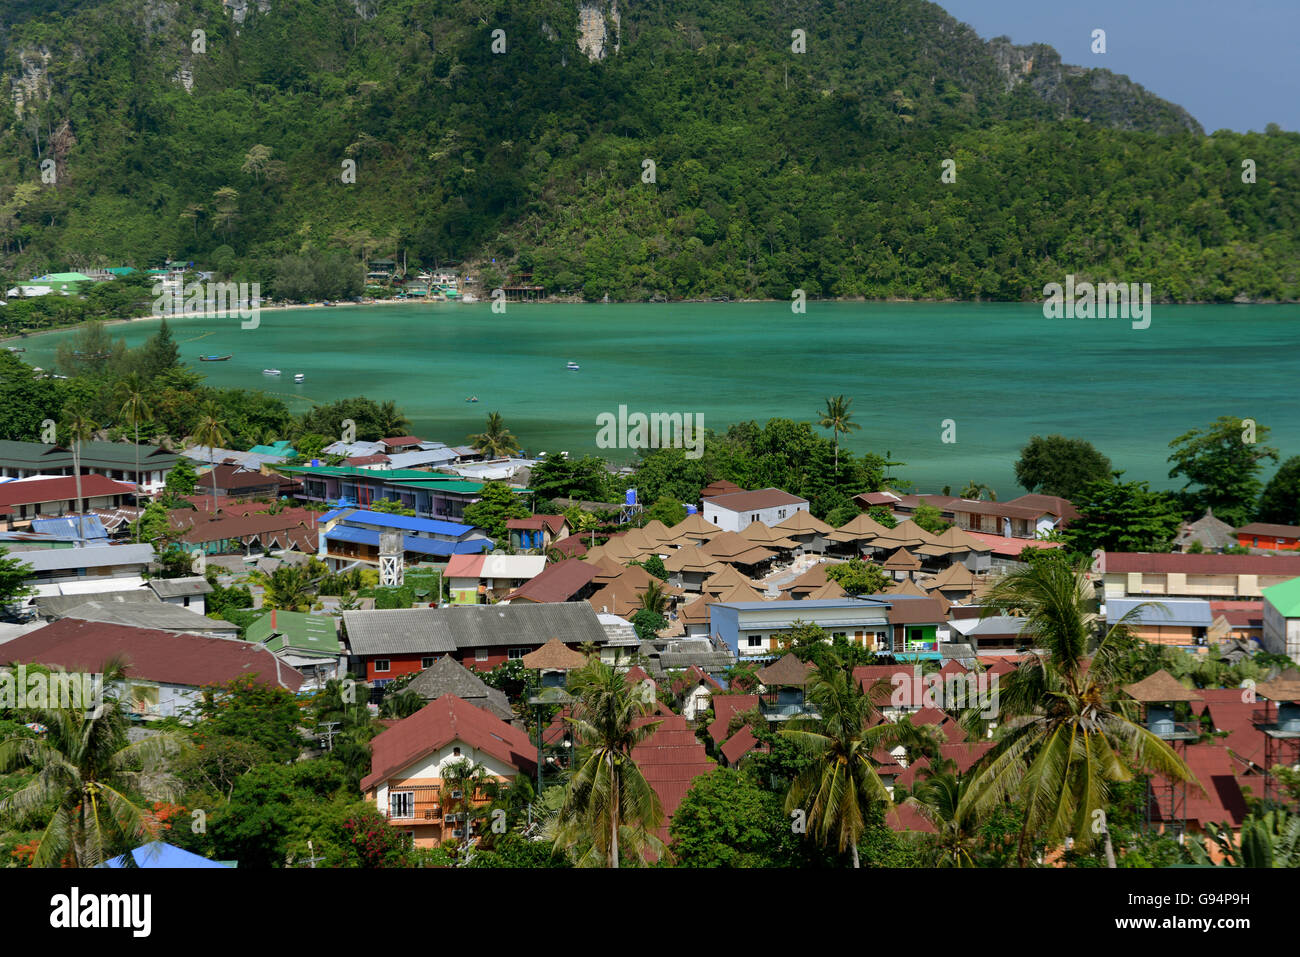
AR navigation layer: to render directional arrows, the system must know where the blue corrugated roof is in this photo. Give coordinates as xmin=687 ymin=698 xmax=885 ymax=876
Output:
xmin=324 ymin=526 xmax=491 ymax=556
xmin=326 ymin=508 xmax=474 ymax=536
xmin=100 ymin=841 xmax=231 ymax=869
xmin=31 ymin=516 xmax=107 ymax=540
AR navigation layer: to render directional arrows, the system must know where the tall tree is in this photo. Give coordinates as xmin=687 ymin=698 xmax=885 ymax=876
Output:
xmin=553 ymin=660 xmax=667 ymax=867
xmin=960 ymin=558 xmax=1198 ymax=866
xmin=1168 ymin=416 xmax=1278 ymax=526
xmin=190 ymin=401 xmax=231 ymax=514
xmin=1065 ymin=478 xmax=1183 ymax=554
xmin=1014 ymin=434 xmax=1113 ymax=500
xmin=467 ymin=411 xmax=521 ymax=459
xmin=60 ymin=404 xmax=98 ymax=517
xmin=115 ymin=372 xmax=152 ymax=538
xmin=0 ymin=659 xmax=188 ymax=867
xmin=1257 ymin=455 xmax=1300 ymax=525
xmin=817 ymin=395 xmax=860 ymax=474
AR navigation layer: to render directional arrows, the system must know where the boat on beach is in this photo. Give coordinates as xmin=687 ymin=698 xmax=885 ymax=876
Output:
xmin=263 ymin=368 xmax=281 ymax=376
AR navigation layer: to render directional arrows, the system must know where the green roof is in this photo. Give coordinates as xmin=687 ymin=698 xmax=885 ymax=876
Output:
xmin=106 ymin=267 xmax=137 ymax=276
xmin=0 ymin=439 xmax=176 ymax=471
xmin=249 ymin=441 xmax=295 ymax=456
xmin=278 ymin=465 xmax=513 ymax=495
xmin=1263 ymin=577 xmax=1300 ymax=618
xmin=245 ymin=610 xmax=342 ymax=655
xmin=33 ymin=272 xmax=94 ymax=283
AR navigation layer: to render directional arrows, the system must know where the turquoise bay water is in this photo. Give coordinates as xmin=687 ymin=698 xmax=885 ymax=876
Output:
xmin=17 ymin=301 xmax=1300 ymax=494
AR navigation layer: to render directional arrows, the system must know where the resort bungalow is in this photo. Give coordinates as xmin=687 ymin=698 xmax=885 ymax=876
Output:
xmin=362 ymin=695 xmax=536 ymax=848
xmin=0 ymin=439 xmax=178 ymax=493
xmin=317 ymin=508 xmax=492 ymax=571
xmin=701 ymin=488 xmax=809 ymax=533
xmin=709 ymin=597 xmax=891 ymax=660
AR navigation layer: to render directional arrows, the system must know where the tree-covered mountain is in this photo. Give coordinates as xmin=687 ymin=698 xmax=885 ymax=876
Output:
xmin=1 ymin=0 xmax=1296 ymax=302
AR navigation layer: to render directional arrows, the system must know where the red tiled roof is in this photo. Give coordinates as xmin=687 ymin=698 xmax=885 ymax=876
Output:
xmin=631 ymin=713 xmax=715 ymax=844
xmin=1210 ymin=601 xmax=1264 ymax=628
xmin=505 ymin=558 xmax=596 ymax=602
xmin=623 ymin=665 xmax=653 ymax=686
xmin=1003 ymin=494 xmax=1080 ymax=523
xmin=0 ymin=474 xmax=137 ymax=508
xmin=1150 ymin=743 xmax=1248 ymax=828
xmin=720 ymin=726 xmax=763 ymax=765
xmin=1 ymin=618 xmax=303 ymax=692
xmin=1191 ymin=691 xmax=1269 ymax=768
xmin=886 ymin=802 xmax=937 ymax=833
xmin=380 ymin=436 xmax=423 ymax=448
xmin=345 ymin=454 xmax=391 ymax=466
xmin=361 ymin=694 xmax=536 ymax=792
xmin=707 ymin=694 xmax=761 ymax=744
xmin=964 ymin=531 xmax=1064 ymax=557
xmin=1101 ymin=552 xmax=1300 ymax=576
xmin=670 ymin=664 xmax=723 ymax=696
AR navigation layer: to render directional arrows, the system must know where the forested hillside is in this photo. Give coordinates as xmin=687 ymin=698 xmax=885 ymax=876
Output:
xmin=1 ymin=0 xmax=1297 ymax=302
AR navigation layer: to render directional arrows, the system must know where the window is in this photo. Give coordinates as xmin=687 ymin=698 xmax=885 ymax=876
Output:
xmin=778 ymin=509 xmax=787 ymax=519
xmin=374 ymin=659 xmax=391 ymax=673
xmin=389 ymin=791 xmax=414 ymax=819
xmin=421 ymin=657 xmax=436 ymax=668
xmin=452 ymin=747 xmax=461 ymax=757
xmin=508 ymin=647 xmax=528 ymax=660
xmin=746 ymin=635 xmax=763 ymax=648
xmin=475 ymin=649 xmax=488 ymax=662
xmin=183 ymin=596 xmax=190 ymax=607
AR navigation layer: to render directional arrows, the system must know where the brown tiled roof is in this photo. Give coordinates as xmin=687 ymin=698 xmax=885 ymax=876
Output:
xmin=883 ymin=578 xmax=929 ymax=597
xmin=804 ymin=580 xmax=847 ymax=600
xmin=925 ymin=563 xmax=977 ymax=590
xmin=882 ymin=547 xmax=921 ymax=570
xmin=663 ymin=514 xmax=723 ymax=543
xmin=1255 ymin=675 xmax=1300 ymax=703
xmin=1123 ymin=669 xmax=1203 ymax=703
xmin=505 ymin=558 xmax=597 ymax=602
xmin=380 ymin=435 xmax=423 ymax=448
xmin=361 ymin=694 xmax=536 ymax=791
xmin=0 ymin=474 xmax=137 ymax=508
xmin=705 ymin=488 xmax=806 ymax=512
xmin=521 ymin=638 xmax=588 ymax=671
xmin=2 ymin=619 xmax=302 ymax=691
xmin=700 ymin=480 xmax=745 ymax=498
xmin=700 ymin=564 xmax=763 ymax=597
xmin=679 ymin=595 xmax=714 ymax=624
xmin=1003 ymin=494 xmax=1080 ymax=523
xmin=881 ymin=596 xmax=947 ymax=625
xmin=1235 ymin=522 xmax=1300 ymax=538
xmin=703 ymin=531 xmax=775 ymax=567
xmin=663 ymin=544 xmax=721 ymax=574
xmin=506 ymin=514 xmax=569 ymax=534
xmin=755 ymin=653 xmax=809 ymax=687
xmin=774 ymin=510 xmax=833 ymax=534
xmin=550 ymin=535 xmax=588 ymax=558
xmin=739 ymin=520 xmax=799 ymax=548
xmin=829 ymin=513 xmax=893 ymax=542
xmin=720 ymin=726 xmax=763 ymax=764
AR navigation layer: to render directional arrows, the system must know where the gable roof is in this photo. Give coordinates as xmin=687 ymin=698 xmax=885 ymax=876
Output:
xmin=57 ymin=600 xmax=240 ymax=635
xmin=0 ymin=474 xmax=138 ymax=508
xmin=1123 ymin=669 xmax=1203 ymax=703
xmin=343 ymin=601 xmax=609 ymax=656
xmin=704 ymin=488 xmax=807 ymax=513
xmin=504 ymin=559 xmax=597 ymax=603
xmin=1263 ymin=577 xmax=1300 ymax=618
xmin=2 ymin=618 xmax=302 ymax=691
xmin=361 ymin=695 xmax=535 ymax=791
xmin=403 ymin=657 xmax=512 ymax=720
xmin=774 ymin=510 xmax=833 ymax=534
xmin=245 ymin=609 xmax=342 ymax=655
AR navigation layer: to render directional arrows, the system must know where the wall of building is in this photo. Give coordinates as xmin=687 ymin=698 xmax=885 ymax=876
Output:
xmin=704 ymin=501 xmax=808 ymax=533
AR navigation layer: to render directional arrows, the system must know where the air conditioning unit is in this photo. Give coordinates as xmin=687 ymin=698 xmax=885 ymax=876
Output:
xmin=451 ymin=828 xmax=465 ymax=839
xmin=444 ymin=814 xmax=458 ymax=824
xmin=450 ymin=789 xmax=463 ymax=799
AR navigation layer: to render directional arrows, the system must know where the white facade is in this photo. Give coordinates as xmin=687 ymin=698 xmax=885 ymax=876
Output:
xmin=704 ymin=498 xmax=809 ymax=532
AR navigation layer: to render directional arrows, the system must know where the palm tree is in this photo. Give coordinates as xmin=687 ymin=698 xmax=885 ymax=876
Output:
xmin=246 ymin=565 xmax=321 ymax=611
xmin=959 ymin=558 xmax=1199 ymax=866
xmin=0 ymin=659 xmax=188 ymax=867
xmin=115 ymin=374 xmax=152 ymax=538
xmin=817 ymin=395 xmax=860 ymax=473
xmin=190 ymin=401 xmax=231 ymax=513
xmin=61 ymin=405 xmax=99 ymax=518
xmin=553 ymin=659 xmax=667 ymax=867
xmin=467 ymin=411 xmax=521 ymax=459
xmin=781 ymin=663 xmax=925 ymax=867
xmin=637 ymin=579 xmax=670 ymax=616
xmin=440 ymin=757 xmax=500 ymax=865
xmin=374 ymin=400 xmax=411 ymax=439
xmin=959 ymin=480 xmax=996 ymax=501
xmin=901 ymin=761 xmax=983 ymax=867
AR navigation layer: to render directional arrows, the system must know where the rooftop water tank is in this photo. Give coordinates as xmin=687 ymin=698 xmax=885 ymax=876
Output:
xmin=625 ymin=488 xmax=637 ymax=506
xmin=310 ymin=459 xmax=320 ymax=467
xmin=685 ymin=504 xmax=698 ymax=515
xmin=1278 ymin=701 xmax=1300 ymax=734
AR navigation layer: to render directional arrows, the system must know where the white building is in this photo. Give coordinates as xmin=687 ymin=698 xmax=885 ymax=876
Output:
xmin=702 ymin=488 xmax=809 ymax=533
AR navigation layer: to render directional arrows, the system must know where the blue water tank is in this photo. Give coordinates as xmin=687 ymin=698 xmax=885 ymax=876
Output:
xmin=685 ymin=504 xmax=698 ymax=515
xmin=310 ymin=459 xmax=320 ymax=467
xmin=625 ymin=488 xmax=637 ymax=506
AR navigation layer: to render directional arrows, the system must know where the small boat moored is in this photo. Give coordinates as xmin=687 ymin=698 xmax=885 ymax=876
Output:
xmin=566 ymin=361 xmax=580 ymax=371
xmin=293 ymin=373 xmax=305 ymax=383
xmin=200 ymin=354 xmax=232 ymax=362
xmin=263 ymin=368 xmax=281 ymax=376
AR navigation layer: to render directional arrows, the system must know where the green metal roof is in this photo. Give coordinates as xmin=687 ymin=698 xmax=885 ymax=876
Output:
xmin=1263 ymin=576 xmax=1300 ymax=618
xmin=279 ymin=465 xmax=517 ymax=495
xmin=0 ymin=439 xmax=177 ymax=470
xmin=33 ymin=272 xmax=94 ymax=283
xmin=245 ymin=610 xmax=342 ymax=655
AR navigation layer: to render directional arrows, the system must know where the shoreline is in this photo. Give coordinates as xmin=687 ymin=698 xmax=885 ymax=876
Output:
xmin=3 ymin=294 xmax=1291 ymax=348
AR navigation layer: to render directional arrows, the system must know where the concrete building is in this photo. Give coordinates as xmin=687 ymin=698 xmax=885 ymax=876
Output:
xmin=701 ymin=488 xmax=809 ymax=533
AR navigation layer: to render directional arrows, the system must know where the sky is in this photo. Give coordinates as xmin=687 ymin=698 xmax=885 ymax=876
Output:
xmin=936 ymin=0 xmax=1299 ymax=133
